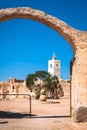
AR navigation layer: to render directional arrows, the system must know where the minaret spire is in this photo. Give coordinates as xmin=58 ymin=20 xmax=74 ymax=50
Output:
xmin=52 ymin=52 xmax=56 ymax=60
xmin=48 ymin=53 xmax=61 ymax=78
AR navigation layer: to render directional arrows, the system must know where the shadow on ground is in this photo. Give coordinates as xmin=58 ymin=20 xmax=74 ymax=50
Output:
xmin=0 ymin=111 xmax=34 ymax=118
xmin=0 ymin=111 xmax=70 ymax=119
xmin=32 ymin=115 xmax=70 ymax=118
xmin=0 ymin=121 xmax=9 ymax=124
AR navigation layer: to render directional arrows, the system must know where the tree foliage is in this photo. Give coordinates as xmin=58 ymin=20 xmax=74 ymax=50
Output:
xmin=44 ymin=75 xmax=59 ymax=98
xmin=26 ymin=74 xmax=37 ymax=91
xmin=35 ymin=70 xmax=51 ymax=81
xmin=26 ymin=70 xmax=59 ymax=98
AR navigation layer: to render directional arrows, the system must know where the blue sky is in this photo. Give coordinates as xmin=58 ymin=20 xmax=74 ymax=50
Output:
xmin=0 ymin=0 xmax=87 ymax=81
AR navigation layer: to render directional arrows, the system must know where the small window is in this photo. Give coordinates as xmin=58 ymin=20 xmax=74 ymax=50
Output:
xmin=12 ymin=85 xmax=14 ymax=92
xmin=50 ymin=64 xmax=52 ymax=68
xmin=56 ymin=64 xmax=58 ymax=67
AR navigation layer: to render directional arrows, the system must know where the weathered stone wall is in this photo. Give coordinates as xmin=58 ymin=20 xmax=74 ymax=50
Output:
xmin=0 ymin=78 xmax=30 ymax=99
xmin=71 ymin=43 xmax=87 ymax=122
xmin=0 ymin=7 xmax=87 ymax=122
xmin=60 ymin=80 xmax=70 ymax=98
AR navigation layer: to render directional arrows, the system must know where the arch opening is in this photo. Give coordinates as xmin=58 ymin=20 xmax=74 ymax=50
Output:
xmin=0 ymin=17 xmax=74 ymax=80
xmin=0 ymin=17 xmax=74 ymax=118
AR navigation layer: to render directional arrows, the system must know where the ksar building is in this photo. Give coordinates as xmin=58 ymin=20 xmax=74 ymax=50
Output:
xmin=0 ymin=77 xmax=29 ymax=100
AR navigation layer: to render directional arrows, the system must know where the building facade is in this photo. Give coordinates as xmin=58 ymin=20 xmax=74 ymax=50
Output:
xmin=0 ymin=77 xmax=30 ymax=100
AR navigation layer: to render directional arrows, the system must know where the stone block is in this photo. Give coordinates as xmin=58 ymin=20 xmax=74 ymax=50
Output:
xmin=73 ymin=106 xmax=87 ymax=122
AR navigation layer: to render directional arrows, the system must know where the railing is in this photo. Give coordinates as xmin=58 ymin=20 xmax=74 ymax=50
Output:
xmin=0 ymin=94 xmax=32 ymax=118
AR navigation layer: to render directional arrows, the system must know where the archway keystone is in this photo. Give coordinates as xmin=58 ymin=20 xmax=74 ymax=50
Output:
xmin=0 ymin=7 xmax=87 ymax=122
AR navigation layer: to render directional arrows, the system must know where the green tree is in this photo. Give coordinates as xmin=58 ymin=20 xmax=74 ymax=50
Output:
xmin=26 ymin=74 xmax=37 ymax=92
xmin=26 ymin=70 xmax=59 ymax=99
xmin=44 ymin=75 xmax=59 ymax=98
xmin=35 ymin=70 xmax=51 ymax=88
xmin=26 ymin=71 xmax=51 ymax=98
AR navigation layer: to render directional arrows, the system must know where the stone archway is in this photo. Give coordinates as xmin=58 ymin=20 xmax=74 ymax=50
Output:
xmin=0 ymin=7 xmax=87 ymax=122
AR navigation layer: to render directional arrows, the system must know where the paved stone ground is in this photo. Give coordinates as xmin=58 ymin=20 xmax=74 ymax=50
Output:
xmin=0 ymin=98 xmax=87 ymax=130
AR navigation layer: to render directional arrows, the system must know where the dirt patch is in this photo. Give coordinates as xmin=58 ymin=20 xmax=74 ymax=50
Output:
xmin=0 ymin=97 xmax=87 ymax=130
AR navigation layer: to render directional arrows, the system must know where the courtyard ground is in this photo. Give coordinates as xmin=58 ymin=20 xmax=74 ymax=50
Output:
xmin=0 ymin=97 xmax=87 ymax=130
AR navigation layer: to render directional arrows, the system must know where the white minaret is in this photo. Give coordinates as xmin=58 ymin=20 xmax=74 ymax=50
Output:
xmin=48 ymin=53 xmax=61 ymax=78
